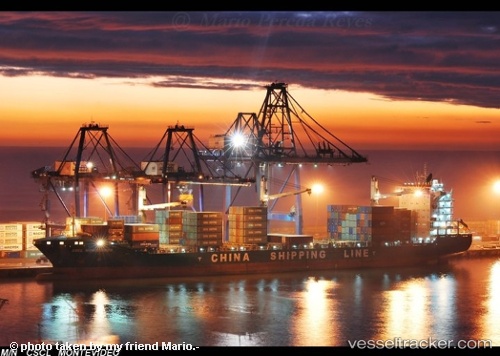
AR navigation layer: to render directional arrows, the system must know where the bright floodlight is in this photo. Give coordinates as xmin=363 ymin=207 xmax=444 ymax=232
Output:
xmin=494 ymin=180 xmax=500 ymax=194
xmin=231 ymin=132 xmax=246 ymax=148
xmin=96 ymin=239 xmax=106 ymax=247
xmin=100 ymin=186 xmax=112 ymax=198
xmin=312 ymin=183 xmax=324 ymax=195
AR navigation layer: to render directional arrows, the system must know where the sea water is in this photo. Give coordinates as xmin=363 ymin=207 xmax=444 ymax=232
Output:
xmin=0 ymin=257 xmax=499 ymax=347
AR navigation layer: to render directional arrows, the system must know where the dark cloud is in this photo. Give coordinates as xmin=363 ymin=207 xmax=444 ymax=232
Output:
xmin=1 ymin=11 xmax=500 ymax=108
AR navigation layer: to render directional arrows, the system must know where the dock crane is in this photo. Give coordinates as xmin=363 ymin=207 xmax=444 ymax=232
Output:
xmin=31 ymin=83 xmax=367 ymax=239
xmin=31 ymin=122 xmax=254 ymax=232
xmin=202 ymin=82 xmax=368 ymax=234
xmin=138 ymin=123 xmax=254 ymax=215
xmin=31 ymin=122 xmax=148 ymax=233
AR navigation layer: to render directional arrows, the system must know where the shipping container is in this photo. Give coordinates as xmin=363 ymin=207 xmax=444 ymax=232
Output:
xmin=124 ymin=232 xmax=159 ymax=242
xmin=229 ymin=220 xmax=267 ymax=229
xmin=0 ymin=237 xmax=23 ymax=245
xmin=128 ymin=241 xmax=159 ymax=249
xmin=107 ymin=219 xmax=125 ymax=229
xmin=229 ymin=206 xmax=267 ymax=215
xmin=24 ymin=230 xmax=46 ymax=238
xmin=0 ymin=243 xmax=23 ymax=251
xmin=0 ymin=230 xmax=23 ymax=238
xmin=22 ymin=222 xmax=46 ymax=230
xmin=0 ymin=223 xmax=23 ymax=232
xmin=124 ymin=224 xmax=160 ymax=233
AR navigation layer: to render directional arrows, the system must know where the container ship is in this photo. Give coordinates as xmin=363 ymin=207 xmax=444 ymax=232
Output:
xmin=27 ymin=83 xmax=472 ymax=280
xmin=33 ymin=174 xmax=472 ymax=281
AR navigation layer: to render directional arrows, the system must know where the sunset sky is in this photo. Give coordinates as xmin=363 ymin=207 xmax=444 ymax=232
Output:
xmin=1 ymin=11 xmax=500 ymax=151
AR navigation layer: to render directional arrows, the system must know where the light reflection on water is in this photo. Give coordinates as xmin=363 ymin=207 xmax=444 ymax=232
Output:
xmin=380 ymin=274 xmax=451 ymax=342
xmin=484 ymin=260 xmax=500 ymax=342
xmin=1 ymin=258 xmax=500 ymax=346
xmin=290 ymin=277 xmax=337 ymax=346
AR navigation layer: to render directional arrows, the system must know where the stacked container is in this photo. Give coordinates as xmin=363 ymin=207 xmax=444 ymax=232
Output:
xmin=107 ymin=218 xmax=125 ymax=241
xmin=228 ymin=206 xmax=268 ymax=245
xmin=124 ymin=223 xmax=160 ymax=249
xmin=327 ymin=205 xmax=412 ymax=244
xmin=155 ymin=210 xmax=185 ymax=245
xmin=183 ymin=211 xmax=223 ymax=247
xmin=65 ymin=216 xmax=104 ymax=237
xmin=0 ymin=222 xmax=46 ymax=257
xmin=393 ymin=208 xmax=413 ymax=241
xmin=23 ymin=222 xmax=46 ymax=251
xmin=0 ymin=223 xmax=24 ymax=252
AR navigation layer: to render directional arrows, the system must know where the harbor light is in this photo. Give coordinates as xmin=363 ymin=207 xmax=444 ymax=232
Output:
xmin=231 ymin=132 xmax=246 ymax=148
xmin=100 ymin=186 xmax=112 ymax=198
xmin=100 ymin=186 xmax=112 ymax=220
xmin=96 ymin=239 xmax=106 ymax=247
xmin=312 ymin=183 xmax=324 ymax=195
xmin=493 ymin=180 xmax=500 ymax=194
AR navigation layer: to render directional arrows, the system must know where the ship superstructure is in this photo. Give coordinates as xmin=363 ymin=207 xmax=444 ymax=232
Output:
xmin=371 ymin=169 xmax=468 ymax=243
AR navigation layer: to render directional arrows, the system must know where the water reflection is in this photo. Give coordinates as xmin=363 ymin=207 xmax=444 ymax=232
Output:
xmin=291 ymin=277 xmax=337 ymax=346
xmin=483 ymin=260 xmax=500 ymax=341
xmin=384 ymin=278 xmax=430 ymax=339
xmin=2 ymin=258 xmax=500 ymax=346
xmin=40 ymin=291 xmax=117 ymax=343
xmin=431 ymin=276 xmax=456 ymax=336
xmin=377 ymin=272 xmax=458 ymax=343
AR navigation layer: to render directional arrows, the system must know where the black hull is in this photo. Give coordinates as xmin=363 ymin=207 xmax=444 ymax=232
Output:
xmin=34 ymin=234 xmax=473 ymax=281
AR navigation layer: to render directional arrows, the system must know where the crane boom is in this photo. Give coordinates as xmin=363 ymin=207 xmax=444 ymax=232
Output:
xmin=139 ymin=202 xmax=186 ymax=211
xmin=370 ymin=176 xmax=408 ymax=205
xmin=137 ymin=185 xmax=191 ymax=213
xmin=260 ymin=177 xmax=311 ymax=206
xmin=261 ymin=188 xmax=311 ymax=206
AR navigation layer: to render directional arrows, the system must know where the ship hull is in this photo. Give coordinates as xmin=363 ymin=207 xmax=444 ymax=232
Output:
xmin=34 ymin=234 xmax=472 ymax=281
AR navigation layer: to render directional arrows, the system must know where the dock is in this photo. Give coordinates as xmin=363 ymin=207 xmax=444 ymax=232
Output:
xmin=458 ymin=245 xmax=500 ymax=258
xmin=0 ymin=258 xmax=52 ymax=279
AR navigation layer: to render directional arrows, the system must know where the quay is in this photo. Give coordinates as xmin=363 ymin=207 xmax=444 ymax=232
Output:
xmin=0 ymin=257 xmax=52 ymax=278
xmin=458 ymin=245 xmax=500 ymax=258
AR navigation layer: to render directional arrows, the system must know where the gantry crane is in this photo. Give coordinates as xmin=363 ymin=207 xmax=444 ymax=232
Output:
xmin=202 ymin=82 xmax=368 ymax=235
xmin=31 ymin=122 xmax=254 ymax=230
xmin=137 ymin=123 xmax=253 ymax=222
xmin=31 ymin=122 xmax=148 ymax=233
xmin=31 ymin=83 xmax=368 ymax=238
